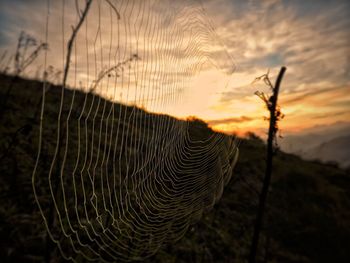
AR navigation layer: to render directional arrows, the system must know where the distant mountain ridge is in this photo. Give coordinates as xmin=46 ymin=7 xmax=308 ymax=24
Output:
xmin=304 ymin=135 xmax=350 ymax=168
xmin=279 ymin=122 xmax=350 ymax=168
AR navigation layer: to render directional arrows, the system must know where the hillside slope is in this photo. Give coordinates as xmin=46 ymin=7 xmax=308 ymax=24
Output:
xmin=0 ymin=74 xmax=349 ymax=263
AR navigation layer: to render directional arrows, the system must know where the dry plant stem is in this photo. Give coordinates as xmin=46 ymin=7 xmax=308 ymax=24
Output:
xmin=45 ymin=1 xmax=92 ymax=262
xmin=62 ymin=0 xmax=92 ymax=88
xmin=0 ymin=36 xmax=47 ymax=121
xmin=249 ymin=66 xmax=286 ymax=263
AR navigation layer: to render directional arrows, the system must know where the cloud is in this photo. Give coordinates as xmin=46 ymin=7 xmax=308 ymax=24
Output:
xmin=281 ymin=84 xmax=350 ymax=108
xmin=198 ymin=0 xmax=350 ymax=134
xmin=207 ymin=115 xmax=253 ymax=125
xmin=282 ymin=85 xmax=344 ymax=104
xmin=201 ymin=0 xmax=349 ymax=87
xmin=0 ymin=0 xmax=349 ymax=134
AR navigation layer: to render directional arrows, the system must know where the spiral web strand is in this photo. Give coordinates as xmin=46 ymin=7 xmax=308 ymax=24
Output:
xmin=32 ymin=0 xmax=239 ymax=261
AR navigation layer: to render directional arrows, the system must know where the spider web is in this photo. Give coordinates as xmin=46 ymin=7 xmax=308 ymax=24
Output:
xmin=32 ymin=0 xmax=239 ymax=261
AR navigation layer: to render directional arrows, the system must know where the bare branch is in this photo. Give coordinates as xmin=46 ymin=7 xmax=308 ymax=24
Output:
xmin=105 ymin=0 xmax=121 ymax=20
xmin=62 ymin=0 xmax=92 ymax=88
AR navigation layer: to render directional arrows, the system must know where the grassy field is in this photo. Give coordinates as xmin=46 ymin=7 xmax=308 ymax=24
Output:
xmin=0 ymin=74 xmax=349 ymax=262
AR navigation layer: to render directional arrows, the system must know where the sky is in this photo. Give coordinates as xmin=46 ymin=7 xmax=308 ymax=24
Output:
xmin=0 ymin=0 xmax=349 ymax=137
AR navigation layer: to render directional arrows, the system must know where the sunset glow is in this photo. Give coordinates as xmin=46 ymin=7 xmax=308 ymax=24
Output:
xmin=1 ymin=1 xmax=350 ymax=261
xmin=0 ymin=0 xmax=349 ymax=137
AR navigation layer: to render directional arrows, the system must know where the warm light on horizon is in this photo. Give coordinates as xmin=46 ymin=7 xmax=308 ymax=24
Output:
xmin=0 ymin=0 xmax=349 ymax=136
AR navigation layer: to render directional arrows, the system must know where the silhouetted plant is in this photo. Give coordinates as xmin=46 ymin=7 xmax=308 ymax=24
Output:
xmin=0 ymin=31 xmax=48 ymax=120
xmin=249 ymin=66 xmax=286 ymax=263
xmin=13 ymin=31 xmax=48 ymax=76
xmin=89 ymin=54 xmax=140 ymax=93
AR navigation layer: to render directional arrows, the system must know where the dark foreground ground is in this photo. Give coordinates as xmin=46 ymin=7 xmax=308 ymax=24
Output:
xmin=0 ymin=74 xmax=349 ymax=262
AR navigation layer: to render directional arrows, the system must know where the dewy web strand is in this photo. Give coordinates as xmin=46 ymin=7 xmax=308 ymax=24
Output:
xmin=32 ymin=0 xmax=239 ymax=262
